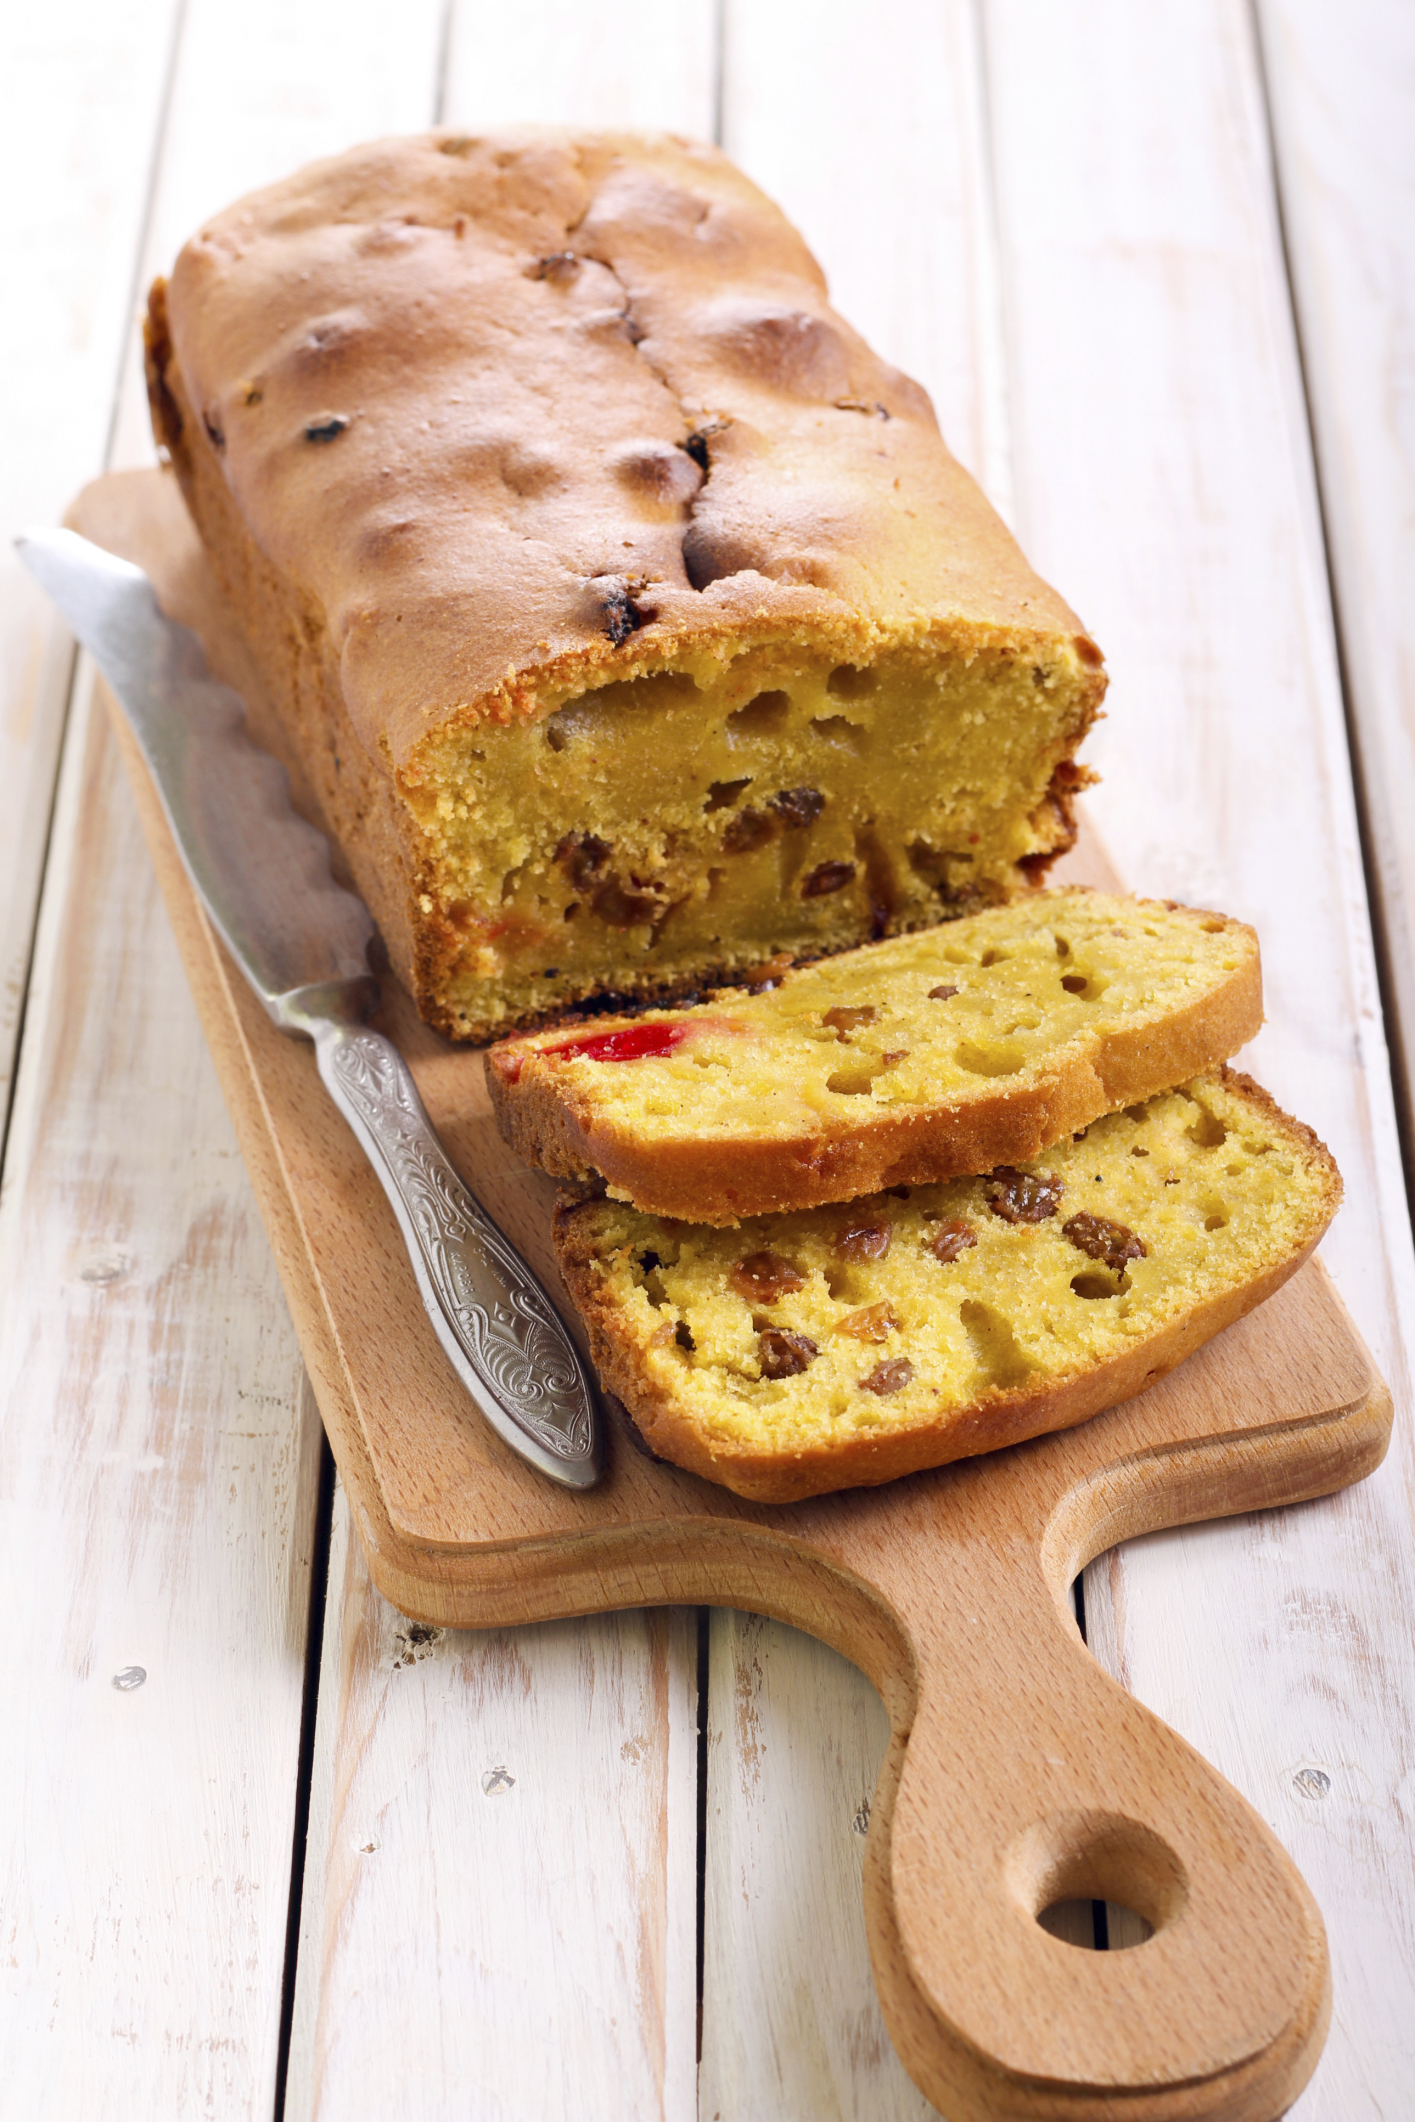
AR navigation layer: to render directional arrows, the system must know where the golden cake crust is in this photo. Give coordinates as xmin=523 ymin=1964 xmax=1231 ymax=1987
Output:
xmin=146 ymin=129 xmax=1106 ymax=1037
xmin=552 ymin=1072 xmax=1341 ymax=1502
xmin=487 ymin=893 xmax=1263 ymax=1221
xmin=150 ymin=128 xmax=1097 ymax=762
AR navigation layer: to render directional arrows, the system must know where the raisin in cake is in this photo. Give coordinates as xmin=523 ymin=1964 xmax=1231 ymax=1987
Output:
xmin=553 ymin=1071 xmax=1340 ymax=1501
xmin=488 ymin=891 xmax=1261 ymax=1220
xmin=145 ymin=129 xmax=1105 ymax=1040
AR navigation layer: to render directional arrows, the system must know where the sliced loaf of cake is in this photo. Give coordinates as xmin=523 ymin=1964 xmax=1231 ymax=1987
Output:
xmin=489 ymin=891 xmax=1261 ymax=1221
xmin=553 ymin=1070 xmax=1340 ymax=1501
xmin=145 ymin=130 xmax=1105 ymax=1041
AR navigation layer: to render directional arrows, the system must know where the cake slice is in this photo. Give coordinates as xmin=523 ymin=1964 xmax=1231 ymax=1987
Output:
xmin=554 ymin=1070 xmax=1340 ymax=1501
xmin=488 ymin=891 xmax=1261 ymax=1222
xmin=145 ymin=129 xmax=1105 ymax=1041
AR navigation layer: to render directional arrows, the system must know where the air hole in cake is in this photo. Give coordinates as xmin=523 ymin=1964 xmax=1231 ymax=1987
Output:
xmin=960 ymin=1300 xmax=1032 ymax=1387
xmin=827 ymin=1063 xmax=884 ymax=1095
xmin=705 ymin=777 xmax=752 ymax=812
xmin=827 ymin=663 xmax=877 ymax=700
xmin=727 ymin=690 xmax=791 ymax=738
xmin=592 ymin=669 xmax=700 ymax=712
xmin=1061 ymin=974 xmax=1090 ymax=995
xmin=954 ymin=1039 xmax=1027 ymax=1078
xmin=1071 ymin=1271 xmax=1132 ymax=1300
xmin=544 ymin=719 xmax=570 ymax=752
xmin=1203 ymin=1205 xmax=1229 ymax=1230
xmin=1185 ymin=1107 xmax=1228 ymax=1149
xmin=809 ymin=714 xmax=867 ymax=753
xmin=980 ymin=948 xmax=1008 ymax=967
xmin=1055 ymin=935 xmax=1071 ymax=957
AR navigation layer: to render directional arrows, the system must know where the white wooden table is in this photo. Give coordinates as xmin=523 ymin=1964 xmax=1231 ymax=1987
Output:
xmin=3 ymin=4 xmax=1413 ymax=2115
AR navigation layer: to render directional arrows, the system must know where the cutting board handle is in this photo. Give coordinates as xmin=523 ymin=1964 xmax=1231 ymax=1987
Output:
xmin=852 ymin=1518 xmax=1329 ymax=2121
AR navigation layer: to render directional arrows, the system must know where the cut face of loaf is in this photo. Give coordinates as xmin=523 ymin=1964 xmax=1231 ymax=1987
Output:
xmin=144 ymin=129 xmax=1105 ymax=1040
xmin=554 ymin=1071 xmax=1341 ymax=1502
xmin=489 ymin=892 xmax=1262 ymax=1221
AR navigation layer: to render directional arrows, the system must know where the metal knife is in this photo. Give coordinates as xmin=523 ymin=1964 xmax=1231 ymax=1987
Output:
xmin=18 ymin=528 xmax=602 ymax=1491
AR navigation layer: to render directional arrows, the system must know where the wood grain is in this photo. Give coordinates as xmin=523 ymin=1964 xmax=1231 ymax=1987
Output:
xmin=705 ymin=5 xmax=1086 ymax=2102
xmin=442 ymin=0 xmax=718 ymax=137
xmin=105 ymin=0 xmax=448 ymax=474
xmin=279 ymin=16 xmax=722 ymax=2111
xmin=0 ymin=659 xmax=320 ymax=2118
xmin=1256 ymin=0 xmax=1415 ymax=1148
xmin=286 ymin=1478 xmax=700 ymax=2122
xmin=720 ymin=0 xmax=1012 ymax=519
xmin=0 ymin=5 xmax=448 ymax=2112
xmin=976 ymin=5 xmax=1415 ymax=2115
xmin=0 ymin=0 xmax=180 ymax=1113
xmin=699 ymin=1612 xmax=937 ymax=2120
xmin=79 ymin=468 xmax=1392 ymax=2120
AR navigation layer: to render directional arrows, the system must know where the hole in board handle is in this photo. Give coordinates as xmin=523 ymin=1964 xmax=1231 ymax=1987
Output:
xmin=1009 ymin=1810 xmax=1185 ymax=1950
xmin=1037 ymin=1899 xmax=1156 ymax=1950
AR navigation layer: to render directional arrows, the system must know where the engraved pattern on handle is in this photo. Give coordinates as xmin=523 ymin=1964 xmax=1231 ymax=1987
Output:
xmin=321 ymin=1024 xmax=595 ymax=1462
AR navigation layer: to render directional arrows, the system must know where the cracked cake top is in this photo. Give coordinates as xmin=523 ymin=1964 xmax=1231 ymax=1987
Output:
xmin=149 ymin=129 xmax=1092 ymax=770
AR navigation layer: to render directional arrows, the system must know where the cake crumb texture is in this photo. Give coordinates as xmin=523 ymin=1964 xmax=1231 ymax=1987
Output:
xmin=146 ymin=129 xmax=1106 ymax=1038
xmin=489 ymin=890 xmax=1262 ymax=1219
xmin=554 ymin=1070 xmax=1341 ymax=1500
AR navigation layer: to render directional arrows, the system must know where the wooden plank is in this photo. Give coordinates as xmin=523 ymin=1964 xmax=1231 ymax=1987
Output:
xmin=286 ymin=1481 xmax=699 ymax=2121
xmin=719 ymin=0 xmax=1011 ymax=514
xmin=442 ymin=0 xmax=718 ymax=137
xmin=0 ymin=0 xmax=180 ymax=1121
xmin=278 ymin=14 xmax=718 ymax=2114
xmin=704 ymin=6 xmax=1014 ymax=2107
xmin=107 ymin=0 xmax=447 ymax=468
xmin=699 ymin=1613 xmax=936 ymax=2121
xmin=0 ymin=6 xmax=449 ymax=2114
xmin=1255 ymin=0 xmax=1415 ymax=1150
xmin=0 ymin=667 xmax=321 ymax=2117
xmin=975 ymin=3 xmax=1415 ymax=2112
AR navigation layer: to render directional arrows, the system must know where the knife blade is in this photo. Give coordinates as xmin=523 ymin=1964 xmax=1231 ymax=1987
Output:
xmin=19 ymin=527 xmax=601 ymax=1491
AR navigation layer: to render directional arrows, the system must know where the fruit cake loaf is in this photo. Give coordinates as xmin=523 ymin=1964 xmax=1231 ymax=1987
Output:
xmin=144 ymin=128 xmax=1106 ymax=1041
xmin=488 ymin=890 xmax=1260 ymax=1221
xmin=554 ymin=1070 xmax=1340 ymax=1501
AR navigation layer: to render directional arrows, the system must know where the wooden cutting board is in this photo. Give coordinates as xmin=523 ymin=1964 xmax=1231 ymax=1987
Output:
xmin=72 ymin=469 xmax=1391 ymax=2122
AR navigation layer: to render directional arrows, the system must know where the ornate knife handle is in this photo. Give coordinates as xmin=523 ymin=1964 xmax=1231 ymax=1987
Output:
xmin=301 ymin=1005 xmax=601 ymax=1490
